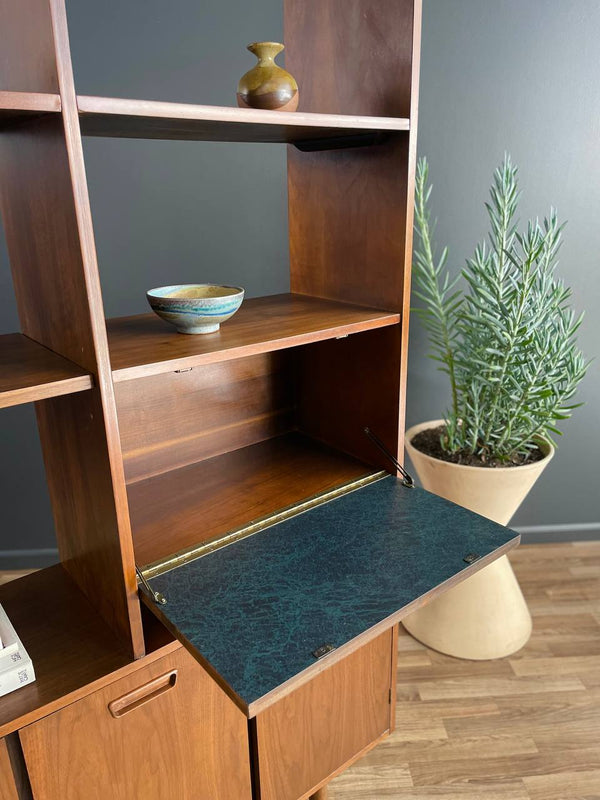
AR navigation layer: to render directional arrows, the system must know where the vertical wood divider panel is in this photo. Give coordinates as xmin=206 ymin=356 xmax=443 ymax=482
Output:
xmin=397 ymin=0 xmax=422 ymax=456
xmin=285 ymin=0 xmax=422 ymax=466
xmin=295 ymin=328 xmax=403 ymax=471
xmin=0 ymin=0 xmax=144 ymax=656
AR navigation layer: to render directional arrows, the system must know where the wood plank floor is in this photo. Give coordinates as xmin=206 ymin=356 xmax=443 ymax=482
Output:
xmin=329 ymin=542 xmax=600 ymax=800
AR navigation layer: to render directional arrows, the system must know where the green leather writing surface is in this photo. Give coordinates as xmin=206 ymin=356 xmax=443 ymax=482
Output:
xmin=145 ymin=476 xmax=518 ymax=713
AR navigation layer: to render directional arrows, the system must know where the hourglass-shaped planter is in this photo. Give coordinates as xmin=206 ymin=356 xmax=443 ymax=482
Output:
xmin=402 ymin=420 xmax=554 ymax=660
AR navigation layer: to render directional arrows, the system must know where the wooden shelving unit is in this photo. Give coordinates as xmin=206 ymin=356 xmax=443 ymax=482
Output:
xmin=0 ymin=333 xmax=92 ymax=408
xmin=0 ymin=2 xmax=424 ymax=795
xmin=0 ymin=2 xmax=518 ymax=799
xmin=107 ymin=293 xmax=400 ymax=381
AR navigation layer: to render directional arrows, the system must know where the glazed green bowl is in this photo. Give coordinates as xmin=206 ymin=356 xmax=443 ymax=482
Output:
xmin=147 ymin=284 xmax=245 ymax=334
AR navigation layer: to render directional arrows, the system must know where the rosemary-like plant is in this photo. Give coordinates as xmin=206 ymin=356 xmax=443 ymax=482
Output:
xmin=412 ymin=154 xmax=587 ymax=463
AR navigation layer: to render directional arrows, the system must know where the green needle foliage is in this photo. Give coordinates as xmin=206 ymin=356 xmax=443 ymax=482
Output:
xmin=412 ymin=154 xmax=587 ymax=463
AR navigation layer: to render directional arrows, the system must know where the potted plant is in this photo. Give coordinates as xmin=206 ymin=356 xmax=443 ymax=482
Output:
xmin=403 ymin=155 xmax=587 ymax=659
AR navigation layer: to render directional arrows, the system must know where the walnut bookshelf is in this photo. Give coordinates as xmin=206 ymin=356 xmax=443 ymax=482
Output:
xmin=0 ymin=2 xmax=519 ymax=799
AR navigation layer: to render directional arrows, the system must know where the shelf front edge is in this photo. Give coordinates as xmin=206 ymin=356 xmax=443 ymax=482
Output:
xmin=77 ymin=94 xmax=410 ymax=134
xmin=0 ymin=91 xmax=61 ymax=115
xmin=109 ymin=310 xmax=401 ymax=383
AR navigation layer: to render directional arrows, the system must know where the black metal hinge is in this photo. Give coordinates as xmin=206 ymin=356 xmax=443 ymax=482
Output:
xmin=364 ymin=427 xmax=414 ymax=488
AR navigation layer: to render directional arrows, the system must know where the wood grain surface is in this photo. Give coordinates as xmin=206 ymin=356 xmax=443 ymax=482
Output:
xmin=115 ymin=351 xmax=294 ymax=483
xmin=19 ymin=647 xmax=252 ymax=800
xmin=297 ymin=326 xmax=403 ymax=471
xmin=255 ymin=629 xmax=393 ymax=800
xmin=48 ymin=0 xmax=145 ymax=655
xmin=328 ymin=542 xmax=600 ymax=800
xmin=284 ymin=0 xmax=415 ymax=118
xmin=285 ymin=0 xmax=422 ymax=474
xmin=77 ymin=94 xmax=408 ymax=143
xmin=0 ymin=566 xmax=131 ymax=738
xmin=107 ymin=294 xmax=400 ymax=382
xmin=0 ymin=0 xmax=59 ymax=93
xmin=0 ymin=574 xmax=177 ymax=740
xmin=0 ymin=90 xmax=60 ymax=120
xmin=0 ymin=333 xmax=92 ymax=409
xmin=129 ymin=433 xmax=372 ymax=569
xmin=0 ymin=0 xmax=144 ymax=655
xmin=0 ymin=739 xmax=19 ymax=800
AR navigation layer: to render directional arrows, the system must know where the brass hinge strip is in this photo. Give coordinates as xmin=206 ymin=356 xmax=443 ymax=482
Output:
xmin=140 ymin=470 xmax=387 ymax=581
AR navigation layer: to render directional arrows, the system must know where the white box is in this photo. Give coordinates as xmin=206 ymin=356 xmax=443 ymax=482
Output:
xmin=0 ymin=604 xmax=36 ymax=697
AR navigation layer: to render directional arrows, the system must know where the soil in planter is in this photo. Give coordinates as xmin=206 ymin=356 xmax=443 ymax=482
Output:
xmin=411 ymin=425 xmax=546 ymax=468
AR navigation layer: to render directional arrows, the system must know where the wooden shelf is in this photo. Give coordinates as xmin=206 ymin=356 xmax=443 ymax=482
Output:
xmin=77 ymin=95 xmax=409 ymax=145
xmin=0 ymin=566 xmax=133 ymax=736
xmin=129 ymin=433 xmax=374 ymax=571
xmin=0 ymin=567 xmax=180 ymax=737
xmin=0 ymin=91 xmax=61 ymax=121
xmin=107 ymin=294 xmax=400 ymax=382
xmin=0 ymin=334 xmax=93 ymax=409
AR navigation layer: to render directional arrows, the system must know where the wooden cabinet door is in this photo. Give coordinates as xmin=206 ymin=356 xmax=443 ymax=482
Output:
xmin=19 ymin=647 xmax=252 ymax=800
xmin=254 ymin=629 xmax=394 ymax=800
xmin=0 ymin=739 xmax=19 ymax=800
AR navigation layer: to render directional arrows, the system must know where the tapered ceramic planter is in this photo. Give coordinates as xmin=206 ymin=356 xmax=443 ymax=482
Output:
xmin=402 ymin=420 xmax=554 ymax=659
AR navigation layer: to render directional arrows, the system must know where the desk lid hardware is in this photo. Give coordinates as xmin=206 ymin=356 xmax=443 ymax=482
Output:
xmin=463 ymin=553 xmax=481 ymax=565
xmin=136 ymin=566 xmax=168 ymax=605
xmin=364 ymin=427 xmax=414 ymax=488
xmin=139 ymin=470 xmax=386 ymax=581
xmin=312 ymin=643 xmax=335 ymax=660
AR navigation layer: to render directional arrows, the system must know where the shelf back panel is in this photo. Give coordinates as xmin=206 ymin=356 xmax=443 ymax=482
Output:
xmin=0 ymin=0 xmax=59 ymax=93
xmin=297 ymin=326 xmax=403 ymax=470
xmin=284 ymin=0 xmax=415 ymax=118
xmin=288 ymin=138 xmax=410 ymax=312
xmin=116 ymin=352 xmax=295 ymax=484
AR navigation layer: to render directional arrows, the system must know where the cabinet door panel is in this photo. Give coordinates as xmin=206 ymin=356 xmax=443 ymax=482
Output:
xmin=19 ymin=647 xmax=252 ymax=800
xmin=255 ymin=629 xmax=393 ymax=800
xmin=0 ymin=739 xmax=19 ymax=800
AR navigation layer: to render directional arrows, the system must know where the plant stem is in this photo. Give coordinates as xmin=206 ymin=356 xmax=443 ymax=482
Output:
xmin=482 ymin=259 xmax=532 ymax=447
xmin=414 ymin=172 xmax=459 ymax=423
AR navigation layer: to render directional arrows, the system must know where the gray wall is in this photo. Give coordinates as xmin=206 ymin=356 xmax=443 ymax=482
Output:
xmin=0 ymin=0 xmax=598 ymax=564
xmin=407 ymin=0 xmax=600 ymax=539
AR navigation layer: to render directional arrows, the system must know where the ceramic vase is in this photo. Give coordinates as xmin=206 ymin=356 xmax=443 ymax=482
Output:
xmin=402 ymin=419 xmax=554 ymax=660
xmin=237 ymin=42 xmax=299 ymax=112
